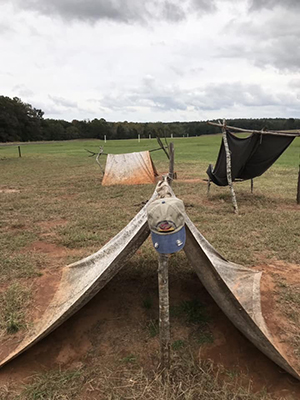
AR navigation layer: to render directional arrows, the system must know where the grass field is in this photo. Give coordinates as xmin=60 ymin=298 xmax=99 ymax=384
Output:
xmin=0 ymin=135 xmax=299 ymax=399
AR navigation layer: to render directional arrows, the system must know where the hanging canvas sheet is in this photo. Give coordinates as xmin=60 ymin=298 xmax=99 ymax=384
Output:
xmin=102 ymin=151 xmax=158 ymax=186
xmin=207 ymin=130 xmax=295 ymax=186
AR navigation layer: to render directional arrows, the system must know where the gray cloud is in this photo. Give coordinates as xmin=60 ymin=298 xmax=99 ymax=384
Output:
xmin=221 ymin=13 xmax=300 ymax=72
xmin=13 ymin=84 xmax=34 ymax=98
xmin=48 ymin=95 xmax=78 ymax=108
xmin=288 ymin=79 xmax=300 ymax=89
xmin=9 ymin=0 xmax=216 ymax=23
xmin=249 ymin=0 xmax=300 ymax=11
xmin=0 ymin=20 xmax=14 ymax=35
xmin=97 ymin=78 xmax=299 ymax=114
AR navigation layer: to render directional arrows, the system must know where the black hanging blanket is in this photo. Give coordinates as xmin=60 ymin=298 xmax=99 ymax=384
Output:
xmin=207 ymin=130 xmax=295 ymax=186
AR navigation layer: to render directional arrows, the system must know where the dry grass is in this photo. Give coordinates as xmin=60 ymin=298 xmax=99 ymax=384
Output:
xmin=0 ymin=354 xmax=275 ymax=400
xmin=79 ymin=353 xmax=273 ymax=399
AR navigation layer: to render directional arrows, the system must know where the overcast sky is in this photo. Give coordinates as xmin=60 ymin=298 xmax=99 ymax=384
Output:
xmin=1 ymin=0 xmax=300 ymax=122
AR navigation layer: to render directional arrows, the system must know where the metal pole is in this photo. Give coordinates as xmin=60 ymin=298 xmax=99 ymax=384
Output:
xmin=158 ymin=253 xmax=170 ymax=375
xmin=18 ymin=146 xmax=21 ymax=158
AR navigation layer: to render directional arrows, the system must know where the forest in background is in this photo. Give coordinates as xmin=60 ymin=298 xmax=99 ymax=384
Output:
xmin=1 ymin=95 xmax=299 ymax=143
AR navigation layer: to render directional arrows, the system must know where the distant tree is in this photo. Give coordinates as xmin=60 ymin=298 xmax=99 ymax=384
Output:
xmin=0 ymin=96 xmax=44 ymax=142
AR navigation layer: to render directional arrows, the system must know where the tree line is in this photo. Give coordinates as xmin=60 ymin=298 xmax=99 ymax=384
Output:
xmin=1 ymin=95 xmax=299 ymax=143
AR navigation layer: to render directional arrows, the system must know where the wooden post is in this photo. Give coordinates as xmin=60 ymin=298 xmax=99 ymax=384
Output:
xmin=222 ymin=120 xmax=239 ymax=214
xmin=168 ymin=142 xmax=174 ymax=183
xmin=251 ymin=178 xmax=254 ymax=194
xmin=158 ymin=253 xmax=170 ymax=375
xmin=297 ymin=164 xmax=300 ymax=205
xmin=18 ymin=146 xmax=21 ymax=158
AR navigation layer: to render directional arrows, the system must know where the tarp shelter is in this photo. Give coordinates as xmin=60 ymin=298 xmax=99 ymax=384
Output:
xmin=102 ymin=151 xmax=158 ymax=186
xmin=207 ymin=130 xmax=295 ymax=186
xmin=0 ymin=181 xmax=299 ymax=381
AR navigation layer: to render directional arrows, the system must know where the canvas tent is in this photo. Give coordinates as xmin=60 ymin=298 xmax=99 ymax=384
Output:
xmin=0 ymin=181 xmax=299 ymax=381
xmin=102 ymin=150 xmax=158 ymax=186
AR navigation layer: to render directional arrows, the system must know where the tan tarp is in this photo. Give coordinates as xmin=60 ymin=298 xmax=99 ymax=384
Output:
xmin=0 ymin=182 xmax=299 ymax=380
xmin=102 ymin=151 xmax=158 ymax=186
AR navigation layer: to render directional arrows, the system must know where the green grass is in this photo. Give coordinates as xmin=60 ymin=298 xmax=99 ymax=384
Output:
xmin=0 ymin=283 xmax=31 ymax=334
xmin=171 ymin=299 xmax=210 ymax=325
xmin=121 ymin=354 xmax=137 ymax=364
xmin=147 ymin=319 xmax=159 ymax=338
xmin=142 ymin=297 xmax=153 ymax=310
xmin=276 ymin=278 xmax=300 ymax=325
xmin=15 ymin=369 xmax=82 ymax=400
xmin=171 ymin=339 xmax=186 ymax=350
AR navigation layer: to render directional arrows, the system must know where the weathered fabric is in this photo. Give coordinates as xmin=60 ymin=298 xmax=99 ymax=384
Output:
xmin=207 ymin=130 xmax=295 ymax=186
xmin=102 ymin=151 xmax=158 ymax=186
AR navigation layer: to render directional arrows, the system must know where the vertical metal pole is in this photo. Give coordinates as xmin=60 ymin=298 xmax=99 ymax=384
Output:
xmin=18 ymin=146 xmax=21 ymax=158
xmin=158 ymin=253 xmax=170 ymax=375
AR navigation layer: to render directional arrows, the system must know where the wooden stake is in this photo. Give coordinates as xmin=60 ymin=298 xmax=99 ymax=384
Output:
xmin=207 ymin=177 xmax=211 ymax=196
xmin=222 ymin=121 xmax=239 ymax=214
xmin=158 ymin=253 xmax=170 ymax=375
xmin=168 ymin=142 xmax=174 ymax=183
xmin=18 ymin=146 xmax=21 ymax=158
xmin=251 ymin=178 xmax=254 ymax=194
